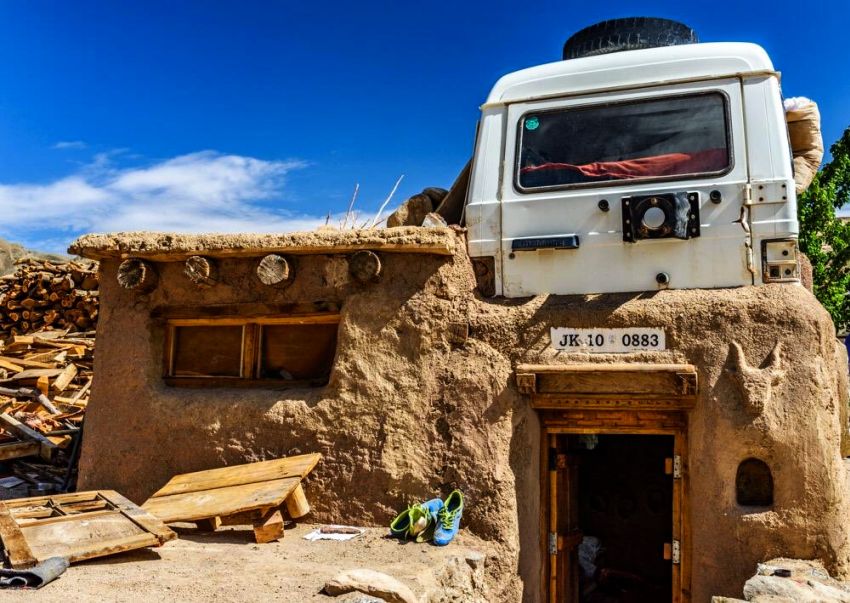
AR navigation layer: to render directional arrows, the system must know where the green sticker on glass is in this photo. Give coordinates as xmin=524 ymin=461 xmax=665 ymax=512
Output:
xmin=525 ymin=116 xmax=539 ymax=131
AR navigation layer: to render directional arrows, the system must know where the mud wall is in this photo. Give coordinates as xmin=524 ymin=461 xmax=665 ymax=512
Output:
xmin=78 ymin=229 xmax=850 ymax=602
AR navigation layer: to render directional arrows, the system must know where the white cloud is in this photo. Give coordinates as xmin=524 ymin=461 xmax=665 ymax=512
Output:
xmin=0 ymin=151 xmax=331 ymax=245
xmin=52 ymin=140 xmax=88 ymax=150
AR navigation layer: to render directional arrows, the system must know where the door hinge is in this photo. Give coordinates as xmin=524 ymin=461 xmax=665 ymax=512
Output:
xmin=673 ymin=455 xmax=682 ymax=479
xmin=548 ymin=532 xmax=557 ymax=555
xmin=672 ymin=539 xmax=681 ymax=565
xmin=743 ymin=183 xmax=754 ymax=206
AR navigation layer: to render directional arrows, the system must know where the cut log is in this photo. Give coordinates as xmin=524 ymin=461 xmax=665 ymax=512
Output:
xmin=183 ymin=256 xmax=217 ymax=288
xmin=117 ymin=259 xmax=158 ymax=292
xmin=284 ymin=483 xmax=311 ymax=519
xmin=349 ymin=250 xmax=382 ymax=283
xmin=256 ymin=254 xmax=291 ymax=286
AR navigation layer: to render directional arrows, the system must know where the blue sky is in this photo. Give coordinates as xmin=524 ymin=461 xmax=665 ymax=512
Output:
xmin=1 ymin=1 xmax=848 ymax=253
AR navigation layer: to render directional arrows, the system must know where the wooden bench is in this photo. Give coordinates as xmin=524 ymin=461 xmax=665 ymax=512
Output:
xmin=141 ymin=453 xmax=321 ymax=543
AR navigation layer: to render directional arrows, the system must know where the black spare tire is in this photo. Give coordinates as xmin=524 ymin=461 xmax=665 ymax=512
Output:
xmin=562 ymin=17 xmax=698 ymax=60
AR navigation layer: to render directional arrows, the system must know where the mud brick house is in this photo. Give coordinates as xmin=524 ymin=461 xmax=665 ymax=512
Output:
xmin=69 ymin=226 xmax=850 ymax=602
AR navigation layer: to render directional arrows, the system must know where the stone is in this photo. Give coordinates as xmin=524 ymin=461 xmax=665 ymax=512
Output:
xmin=732 ymin=559 xmax=850 ymax=603
xmin=335 ymin=594 xmax=388 ymax=603
xmin=386 ymin=193 xmax=433 ymax=227
xmin=424 ymin=553 xmax=487 ymax=603
xmin=324 ymin=569 xmax=418 ymax=603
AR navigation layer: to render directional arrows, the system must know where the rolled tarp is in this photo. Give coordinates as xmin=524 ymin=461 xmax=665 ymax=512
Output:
xmin=784 ymin=97 xmax=824 ymax=194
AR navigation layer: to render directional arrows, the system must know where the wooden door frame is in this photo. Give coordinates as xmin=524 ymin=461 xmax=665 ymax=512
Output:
xmin=540 ymin=410 xmax=690 ymax=603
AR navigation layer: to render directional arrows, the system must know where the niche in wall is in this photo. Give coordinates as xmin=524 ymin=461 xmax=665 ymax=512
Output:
xmin=736 ymin=458 xmax=774 ymax=507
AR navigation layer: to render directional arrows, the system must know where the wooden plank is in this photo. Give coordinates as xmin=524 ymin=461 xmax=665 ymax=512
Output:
xmin=9 ymin=508 xmax=54 ymax=520
xmin=60 ymin=533 xmax=160 ymax=565
xmin=167 ymin=314 xmax=340 ymax=327
xmin=0 ymin=413 xmax=58 ymax=450
xmin=0 ymin=358 xmax=24 ymax=372
xmin=0 ymin=440 xmax=40 ymax=461
xmin=148 ymin=453 xmax=320 ymax=498
xmin=142 ymin=476 xmax=301 ymax=523
xmin=5 ymin=491 xmax=99 ymax=509
xmin=3 ymin=368 xmax=64 ymax=381
xmin=516 ymin=363 xmax=698 ymax=398
xmin=18 ymin=509 xmax=118 ymax=528
xmin=151 ymin=302 xmax=341 ymax=321
xmin=0 ymin=356 xmax=53 ymax=369
xmin=0 ymin=501 xmax=37 ymax=568
xmin=518 ymin=363 xmax=696 ymax=374
xmin=21 ymin=513 xmax=156 ymax=564
xmin=97 ymin=491 xmax=177 ymax=544
xmin=52 ymin=363 xmax=78 ymax=392
xmin=530 ymin=395 xmax=696 ymax=411
xmin=56 ymin=500 xmax=109 ymax=514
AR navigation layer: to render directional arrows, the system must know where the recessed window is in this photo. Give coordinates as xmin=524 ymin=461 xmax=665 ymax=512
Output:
xmin=259 ymin=323 xmax=338 ymax=380
xmin=736 ymin=458 xmax=774 ymax=507
xmin=172 ymin=325 xmax=244 ymax=377
xmin=164 ymin=315 xmax=339 ymax=387
xmin=516 ymin=92 xmax=731 ymax=191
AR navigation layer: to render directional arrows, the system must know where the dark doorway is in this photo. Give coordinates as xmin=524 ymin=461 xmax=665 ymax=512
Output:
xmin=561 ymin=434 xmax=674 ymax=602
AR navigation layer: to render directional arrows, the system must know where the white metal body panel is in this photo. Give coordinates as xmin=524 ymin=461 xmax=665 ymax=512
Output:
xmin=742 ymin=76 xmax=798 ymax=284
xmin=500 ymin=80 xmax=749 ymax=296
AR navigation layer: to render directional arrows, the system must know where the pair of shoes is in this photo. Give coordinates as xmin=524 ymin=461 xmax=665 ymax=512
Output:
xmin=433 ymin=490 xmax=464 ymax=546
xmin=390 ymin=498 xmax=443 ymax=542
xmin=389 ymin=490 xmax=464 ymax=545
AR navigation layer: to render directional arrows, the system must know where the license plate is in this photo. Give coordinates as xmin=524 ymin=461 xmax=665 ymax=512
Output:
xmin=550 ymin=328 xmax=666 ymax=353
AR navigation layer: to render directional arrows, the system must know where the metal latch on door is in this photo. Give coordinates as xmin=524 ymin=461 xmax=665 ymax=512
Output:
xmin=664 ymin=455 xmax=682 ymax=479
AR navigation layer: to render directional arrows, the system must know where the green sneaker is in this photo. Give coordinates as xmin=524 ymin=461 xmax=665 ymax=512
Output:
xmin=434 ymin=490 xmax=464 ymax=546
xmin=389 ymin=498 xmax=444 ymax=540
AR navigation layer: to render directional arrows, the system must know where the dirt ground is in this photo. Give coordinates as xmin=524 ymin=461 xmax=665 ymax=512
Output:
xmin=2 ymin=523 xmax=489 ymax=602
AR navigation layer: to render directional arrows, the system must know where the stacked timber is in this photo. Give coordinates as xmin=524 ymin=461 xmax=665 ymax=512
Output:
xmin=0 ymin=258 xmax=99 ymax=338
xmin=0 ymin=329 xmax=94 ymax=491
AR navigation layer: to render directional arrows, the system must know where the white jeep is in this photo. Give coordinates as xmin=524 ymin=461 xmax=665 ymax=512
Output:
xmin=462 ymin=18 xmax=803 ymax=297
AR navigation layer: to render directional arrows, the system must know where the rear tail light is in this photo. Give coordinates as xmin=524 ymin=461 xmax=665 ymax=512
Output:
xmin=761 ymin=239 xmax=799 ymax=283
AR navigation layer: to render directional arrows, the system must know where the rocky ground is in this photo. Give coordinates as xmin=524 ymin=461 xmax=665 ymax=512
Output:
xmin=1 ymin=523 xmax=489 ymax=602
xmin=714 ymin=558 xmax=850 ymax=602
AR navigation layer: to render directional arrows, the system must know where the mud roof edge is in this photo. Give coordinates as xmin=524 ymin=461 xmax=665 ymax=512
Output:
xmin=68 ymin=227 xmax=460 ymax=261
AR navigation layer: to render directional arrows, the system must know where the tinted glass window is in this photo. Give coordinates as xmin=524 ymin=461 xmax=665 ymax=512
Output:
xmin=517 ymin=93 xmax=730 ymax=190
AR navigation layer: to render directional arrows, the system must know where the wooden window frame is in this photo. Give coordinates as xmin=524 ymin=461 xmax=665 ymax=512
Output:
xmin=163 ymin=314 xmax=340 ymax=389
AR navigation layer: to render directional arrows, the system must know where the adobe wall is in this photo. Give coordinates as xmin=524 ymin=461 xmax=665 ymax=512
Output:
xmin=77 ymin=228 xmax=850 ymax=602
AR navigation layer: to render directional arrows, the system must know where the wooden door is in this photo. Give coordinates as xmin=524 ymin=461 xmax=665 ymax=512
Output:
xmin=549 ymin=434 xmax=582 ymax=603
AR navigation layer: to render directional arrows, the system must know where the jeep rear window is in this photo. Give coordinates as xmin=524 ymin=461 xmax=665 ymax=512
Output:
xmin=517 ymin=93 xmax=730 ymax=190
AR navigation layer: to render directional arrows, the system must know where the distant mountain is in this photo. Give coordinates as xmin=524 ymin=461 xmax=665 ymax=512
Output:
xmin=0 ymin=238 xmax=69 ymax=275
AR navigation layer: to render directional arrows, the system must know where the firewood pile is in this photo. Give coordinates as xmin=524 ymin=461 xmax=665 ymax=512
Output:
xmin=0 ymin=259 xmax=98 ymax=496
xmin=0 ymin=258 xmax=98 ymax=338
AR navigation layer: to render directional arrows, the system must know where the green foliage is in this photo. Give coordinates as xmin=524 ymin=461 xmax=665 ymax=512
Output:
xmin=798 ymin=127 xmax=850 ymax=330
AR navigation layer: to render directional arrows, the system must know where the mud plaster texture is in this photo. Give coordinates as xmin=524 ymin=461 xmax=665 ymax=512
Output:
xmin=74 ymin=227 xmax=850 ymax=602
